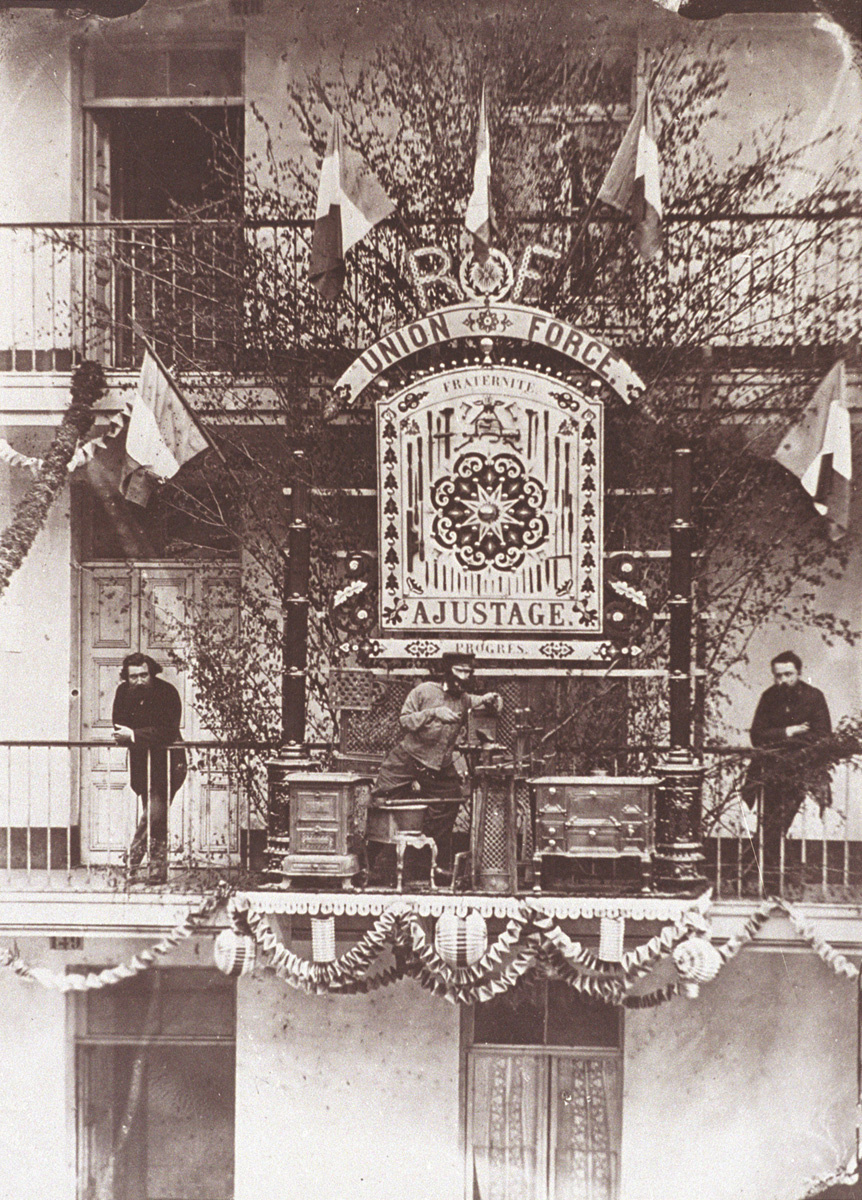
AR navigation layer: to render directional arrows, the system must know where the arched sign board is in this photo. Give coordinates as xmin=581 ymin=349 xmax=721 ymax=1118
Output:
xmin=337 ymin=301 xmax=645 ymax=662
xmin=335 ymin=302 xmax=644 ymax=408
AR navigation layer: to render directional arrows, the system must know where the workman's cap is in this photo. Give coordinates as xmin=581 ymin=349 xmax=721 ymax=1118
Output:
xmin=441 ymin=652 xmax=475 ymax=671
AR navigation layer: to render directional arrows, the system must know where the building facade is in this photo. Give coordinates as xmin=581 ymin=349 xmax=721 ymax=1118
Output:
xmin=0 ymin=2 xmax=861 ymax=1198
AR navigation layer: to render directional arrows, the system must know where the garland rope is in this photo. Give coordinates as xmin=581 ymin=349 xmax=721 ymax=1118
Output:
xmin=0 ymin=439 xmax=41 ymax=473
xmin=4 ymin=892 xmax=857 ymax=1005
xmin=0 ymin=361 xmax=105 ymax=601
xmin=0 ymin=887 xmax=228 ymax=992
xmin=233 ymin=894 xmax=715 ymax=1007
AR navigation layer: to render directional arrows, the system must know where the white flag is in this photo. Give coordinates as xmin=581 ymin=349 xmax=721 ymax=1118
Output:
xmin=122 ymin=350 xmax=209 ymax=502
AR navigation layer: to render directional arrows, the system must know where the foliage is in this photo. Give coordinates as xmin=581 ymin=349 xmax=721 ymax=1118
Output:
xmin=80 ymin=3 xmax=861 ymax=768
xmin=0 ymin=361 xmax=105 ymax=599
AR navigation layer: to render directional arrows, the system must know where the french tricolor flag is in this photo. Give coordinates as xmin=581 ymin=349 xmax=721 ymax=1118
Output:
xmin=774 ymin=360 xmax=852 ymax=539
xmin=598 ymin=89 xmax=663 ymax=263
xmin=309 ymin=111 xmax=395 ymax=301
xmin=465 ymin=85 xmax=495 ymax=262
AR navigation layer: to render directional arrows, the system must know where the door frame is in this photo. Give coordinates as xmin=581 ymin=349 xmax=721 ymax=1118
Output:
xmin=461 ymin=998 xmax=624 ymax=1200
xmin=75 ymin=559 xmax=241 ymax=866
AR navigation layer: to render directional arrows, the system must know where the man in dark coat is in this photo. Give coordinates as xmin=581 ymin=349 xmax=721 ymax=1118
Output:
xmin=745 ymin=650 xmax=832 ymax=880
xmin=112 ymin=652 xmax=187 ymax=873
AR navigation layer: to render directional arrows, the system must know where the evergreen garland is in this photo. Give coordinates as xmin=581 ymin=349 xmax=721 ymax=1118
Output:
xmin=0 ymin=361 xmax=105 ymax=599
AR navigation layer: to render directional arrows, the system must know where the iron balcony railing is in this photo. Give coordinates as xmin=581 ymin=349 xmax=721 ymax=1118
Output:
xmin=0 ymin=213 xmax=859 ymax=372
xmin=0 ymin=740 xmax=270 ymax=885
xmin=0 ymin=738 xmax=860 ymax=900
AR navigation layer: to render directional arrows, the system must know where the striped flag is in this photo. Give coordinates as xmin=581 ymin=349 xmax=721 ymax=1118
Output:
xmin=309 ymin=111 xmax=395 ymax=301
xmin=774 ymin=360 xmax=852 ymax=538
xmin=598 ymin=89 xmax=663 ymax=263
xmin=121 ymin=349 xmax=209 ymax=505
xmin=465 ymin=85 xmax=495 ymax=261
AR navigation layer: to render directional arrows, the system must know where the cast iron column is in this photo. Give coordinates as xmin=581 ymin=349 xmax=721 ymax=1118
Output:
xmin=654 ymin=447 xmax=706 ymax=891
xmin=282 ymin=450 xmax=310 ymax=755
xmin=267 ymin=450 xmax=315 ymax=839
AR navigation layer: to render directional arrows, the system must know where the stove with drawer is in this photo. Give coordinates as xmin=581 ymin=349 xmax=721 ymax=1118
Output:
xmin=530 ymin=775 xmax=658 ymax=887
xmin=277 ymin=772 xmax=371 ymax=887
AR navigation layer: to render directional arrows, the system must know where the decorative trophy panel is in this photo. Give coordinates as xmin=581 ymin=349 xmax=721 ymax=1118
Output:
xmin=377 ymin=366 xmax=603 ymax=641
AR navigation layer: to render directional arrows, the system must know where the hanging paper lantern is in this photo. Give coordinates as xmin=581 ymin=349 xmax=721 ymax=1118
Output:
xmin=213 ymin=928 xmax=256 ymax=977
xmin=311 ymin=916 xmax=336 ymax=963
xmin=435 ymin=911 xmax=488 ymax=967
xmin=673 ymin=936 xmax=722 ymax=998
xmin=598 ymin=915 xmax=626 ymax=962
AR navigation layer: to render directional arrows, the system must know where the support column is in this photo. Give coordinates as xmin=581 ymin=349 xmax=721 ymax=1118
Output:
xmin=654 ymin=446 xmax=706 ymax=891
xmin=268 ymin=450 xmax=315 ymax=842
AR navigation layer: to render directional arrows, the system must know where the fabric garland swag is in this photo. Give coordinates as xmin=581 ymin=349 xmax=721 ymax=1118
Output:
xmin=2 ymin=893 xmax=856 ymax=1006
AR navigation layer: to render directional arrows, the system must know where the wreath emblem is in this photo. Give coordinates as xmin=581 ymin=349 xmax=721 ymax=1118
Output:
xmin=430 ymin=452 xmax=549 ymax=571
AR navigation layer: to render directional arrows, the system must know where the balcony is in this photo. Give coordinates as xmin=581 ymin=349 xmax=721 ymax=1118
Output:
xmin=0 ymin=213 xmax=859 ymax=374
xmin=0 ymin=738 xmax=860 ymax=904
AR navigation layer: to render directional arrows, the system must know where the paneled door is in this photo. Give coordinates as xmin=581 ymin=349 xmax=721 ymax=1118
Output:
xmin=467 ymin=1048 xmax=622 ymax=1200
xmin=78 ymin=563 xmax=240 ymax=867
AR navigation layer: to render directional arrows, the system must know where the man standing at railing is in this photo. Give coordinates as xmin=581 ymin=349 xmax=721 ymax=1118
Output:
xmin=112 ymin=652 xmax=187 ymax=879
xmin=745 ymin=650 xmax=832 ymax=885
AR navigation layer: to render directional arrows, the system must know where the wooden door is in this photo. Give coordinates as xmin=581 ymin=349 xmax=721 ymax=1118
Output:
xmin=79 ymin=563 xmax=240 ymax=867
xmin=467 ymin=1048 xmax=622 ymax=1200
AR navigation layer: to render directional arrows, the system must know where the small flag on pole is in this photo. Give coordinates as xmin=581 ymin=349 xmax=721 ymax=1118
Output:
xmin=121 ymin=349 xmax=210 ymax=506
xmin=465 ymin=85 xmax=495 ymax=261
xmin=774 ymin=360 xmax=852 ymax=538
xmin=308 ymin=111 xmax=395 ymax=301
xmin=598 ymin=89 xmax=663 ymax=263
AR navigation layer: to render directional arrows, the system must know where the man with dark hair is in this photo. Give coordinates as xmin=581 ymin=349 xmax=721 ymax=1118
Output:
xmin=373 ymin=653 xmax=502 ymax=869
xmin=745 ymin=650 xmax=832 ymax=882
xmin=112 ymin=652 xmax=187 ymax=876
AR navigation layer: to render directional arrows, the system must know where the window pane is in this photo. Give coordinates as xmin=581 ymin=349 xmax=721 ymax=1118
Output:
xmin=84 ymin=969 xmax=234 ymax=1037
xmin=147 ymin=1044 xmax=235 ymax=1199
xmin=473 ymin=977 xmax=546 ymax=1045
xmin=168 ymin=50 xmax=242 ymax=98
xmin=473 ymin=978 xmax=621 ymax=1047
xmin=94 ymin=51 xmax=169 ymax=98
xmin=85 ymin=981 xmax=159 ymax=1037
xmin=546 ymin=981 xmax=620 ymax=1048
xmin=78 ymin=1044 xmax=235 ymax=1200
xmin=160 ymin=970 xmax=235 ymax=1038
xmin=92 ymin=48 xmax=241 ymax=99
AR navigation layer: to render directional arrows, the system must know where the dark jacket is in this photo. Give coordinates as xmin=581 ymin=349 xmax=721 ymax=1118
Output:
xmin=745 ymin=680 xmax=832 ymax=812
xmin=750 ymin=680 xmax=831 ymax=749
xmin=112 ymin=677 xmax=187 ymax=798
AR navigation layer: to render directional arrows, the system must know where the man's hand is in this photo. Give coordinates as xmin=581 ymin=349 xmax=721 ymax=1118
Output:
xmin=433 ymin=707 xmax=462 ymax=723
xmin=112 ymin=724 xmax=134 ymax=744
xmin=786 ymin=723 xmax=810 ymax=739
xmin=476 ymin=692 xmax=503 ymax=714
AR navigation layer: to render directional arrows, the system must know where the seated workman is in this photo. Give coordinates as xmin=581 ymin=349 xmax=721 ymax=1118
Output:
xmin=372 ymin=653 xmax=502 ymax=871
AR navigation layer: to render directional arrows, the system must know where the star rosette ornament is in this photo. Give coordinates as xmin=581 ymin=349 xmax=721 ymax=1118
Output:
xmin=431 ymin=452 xmax=549 ymax=571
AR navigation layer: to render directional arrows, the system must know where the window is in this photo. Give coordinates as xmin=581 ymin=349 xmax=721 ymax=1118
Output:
xmin=495 ymin=42 xmax=638 ymax=305
xmin=73 ymin=462 xmax=240 ymax=562
xmin=75 ymin=968 xmax=236 ymax=1200
xmin=81 ymin=42 xmax=244 ymax=367
xmin=467 ymin=977 xmax=623 ymax=1200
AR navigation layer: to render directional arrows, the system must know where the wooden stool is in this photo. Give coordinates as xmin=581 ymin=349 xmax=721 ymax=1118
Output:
xmin=393 ymin=832 xmax=437 ymax=891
